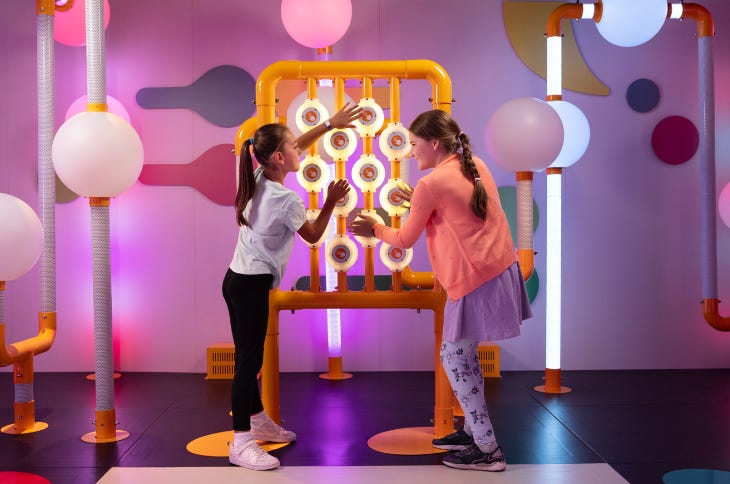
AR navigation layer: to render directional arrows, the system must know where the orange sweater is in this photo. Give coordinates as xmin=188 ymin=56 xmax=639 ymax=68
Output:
xmin=374 ymin=155 xmax=516 ymax=300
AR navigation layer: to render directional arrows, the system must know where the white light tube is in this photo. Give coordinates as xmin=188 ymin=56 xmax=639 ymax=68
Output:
xmin=547 ymin=36 xmax=562 ymax=98
xmin=545 ymin=172 xmax=562 ymax=370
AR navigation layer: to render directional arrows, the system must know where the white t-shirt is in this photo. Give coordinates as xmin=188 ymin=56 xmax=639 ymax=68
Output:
xmin=229 ymin=170 xmax=306 ymax=288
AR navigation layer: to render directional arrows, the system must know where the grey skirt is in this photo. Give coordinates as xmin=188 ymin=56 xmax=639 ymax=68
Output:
xmin=443 ymin=262 xmax=532 ymax=343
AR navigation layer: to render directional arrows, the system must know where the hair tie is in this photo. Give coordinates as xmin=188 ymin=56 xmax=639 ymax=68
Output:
xmin=474 ymin=176 xmax=481 ymax=182
xmin=247 ymin=138 xmax=254 ymax=145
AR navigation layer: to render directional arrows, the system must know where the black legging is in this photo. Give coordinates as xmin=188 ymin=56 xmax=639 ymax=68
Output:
xmin=222 ymin=269 xmax=273 ymax=431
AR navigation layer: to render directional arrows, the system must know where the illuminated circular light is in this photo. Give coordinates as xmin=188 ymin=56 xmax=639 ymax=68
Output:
xmin=718 ymin=182 xmax=730 ymax=229
xmin=485 ymin=97 xmax=564 ymax=172
xmin=351 ymin=154 xmax=385 ymax=192
xmin=54 ymin=0 xmax=111 ymax=47
xmin=547 ymin=100 xmax=590 ymax=169
xmin=52 ymin=111 xmax=143 ymax=197
xmin=353 ymin=98 xmax=384 ymax=137
xmin=379 ymin=178 xmax=410 ymax=217
xmin=65 ymin=94 xmax=131 ymax=124
xmin=332 ymin=189 xmax=357 ymax=217
xmin=287 ymin=87 xmax=355 ymax=158
xmin=296 ymin=154 xmax=330 ymax=192
xmin=298 ymin=209 xmax=332 ymax=249
xmin=596 ymin=0 xmax=667 ymax=47
xmin=379 ymin=242 xmax=413 ymax=272
xmin=295 ymin=98 xmax=330 ymax=133
xmin=325 ymin=235 xmax=358 ymax=271
xmin=378 ymin=122 xmax=411 ymax=160
xmin=323 ymin=128 xmax=357 ymax=160
xmin=0 ymin=193 xmax=43 ymax=281
xmin=352 ymin=210 xmax=384 ymax=248
xmin=281 ymin=0 xmax=352 ymax=48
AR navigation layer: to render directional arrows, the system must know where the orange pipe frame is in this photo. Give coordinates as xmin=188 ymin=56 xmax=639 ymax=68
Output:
xmin=255 ymin=60 xmax=455 ymax=434
xmin=547 ymin=2 xmax=727 ymax=329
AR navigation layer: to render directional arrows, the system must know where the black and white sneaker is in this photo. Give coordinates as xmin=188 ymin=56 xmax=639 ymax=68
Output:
xmin=431 ymin=429 xmax=474 ymax=450
xmin=442 ymin=443 xmax=506 ymax=471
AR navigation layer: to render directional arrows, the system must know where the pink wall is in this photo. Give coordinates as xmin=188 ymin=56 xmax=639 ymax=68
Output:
xmin=1 ymin=0 xmax=729 ymax=373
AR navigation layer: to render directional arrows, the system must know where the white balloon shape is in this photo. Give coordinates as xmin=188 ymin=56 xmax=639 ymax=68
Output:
xmin=52 ymin=111 xmax=143 ymax=197
xmin=485 ymin=97 xmax=564 ymax=172
xmin=596 ymin=0 xmax=667 ymax=47
xmin=719 ymin=182 xmax=730 ymax=229
xmin=547 ymin=100 xmax=590 ymax=169
xmin=0 ymin=193 xmax=43 ymax=281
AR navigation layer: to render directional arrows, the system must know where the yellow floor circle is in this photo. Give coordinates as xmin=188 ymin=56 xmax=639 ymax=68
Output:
xmin=367 ymin=427 xmax=448 ymax=456
xmin=186 ymin=431 xmax=288 ymax=457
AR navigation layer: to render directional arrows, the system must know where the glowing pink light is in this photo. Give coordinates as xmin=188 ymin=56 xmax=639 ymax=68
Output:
xmin=281 ymin=0 xmax=352 ymax=48
xmin=54 ymin=0 xmax=111 ymax=47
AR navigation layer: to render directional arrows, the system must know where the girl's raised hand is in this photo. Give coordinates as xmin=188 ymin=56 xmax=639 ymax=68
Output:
xmin=328 ymin=103 xmax=364 ymax=129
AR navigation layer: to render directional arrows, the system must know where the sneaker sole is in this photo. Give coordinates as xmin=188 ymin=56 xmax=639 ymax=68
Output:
xmin=229 ymin=458 xmax=280 ymax=471
xmin=443 ymin=461 xmax=507 ymax=472
xmin=251 ymin=435 xmax=296 ymax=443
xmin=432 ymin=443 xmax=469 ymax=450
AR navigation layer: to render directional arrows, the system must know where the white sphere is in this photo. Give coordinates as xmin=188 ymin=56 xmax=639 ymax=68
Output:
xmin=547 ymin=100 xmax=590 ymax=168
xmin=719 ymin=182 xmax=730 ymax=229
xmin=0 ymin=194 xmax=43 ymax=281
xmin=52 ymin=111 xmax=143 ymax=197
xmin=485 ymin=97 xmax=564 ymax=172
xmin=596 ymin=0 xmax=667 ymax=47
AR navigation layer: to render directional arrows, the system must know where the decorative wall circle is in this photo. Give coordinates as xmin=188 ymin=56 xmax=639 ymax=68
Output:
xmin=651 ymin=115 xmax=699 ymax=165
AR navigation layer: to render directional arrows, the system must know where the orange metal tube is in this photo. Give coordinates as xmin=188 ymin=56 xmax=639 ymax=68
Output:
xmin=546 ymin=3 xmax=585 ymax=38
xmin=256 ymin=60 xmax=452 ymax=125
xmin=702 ymin=299 xmax=730 ymax=332
xmin=0 ymin=312 xmax=57 ymax=366
xmin=682 ymin=4 xmax=714 ymax=37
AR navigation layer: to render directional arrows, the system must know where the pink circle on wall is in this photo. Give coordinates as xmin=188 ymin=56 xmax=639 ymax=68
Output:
xmin=55 ymin=0 xmax=111 ymax=47
xmin=651 ymin=115 xmax=699 ymax=165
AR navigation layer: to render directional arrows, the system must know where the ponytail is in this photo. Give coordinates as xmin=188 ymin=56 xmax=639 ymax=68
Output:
xmin=235 ymin=138 xmax=256 ymax=226
xmin=458 ymin=133 xmax=487 ymax=221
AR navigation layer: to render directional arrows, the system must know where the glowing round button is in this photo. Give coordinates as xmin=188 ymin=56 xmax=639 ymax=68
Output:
xmin=379 ymin=178 xmax=411 ymax=217
xmin=295 ymin=98 xmax=330 ymax=133
xmin=333 ymin=188 xmax=357 ymax=217
xmin=379 ymin=122 xmax=411 ymax=160
xmin=351 ymin=154 xmax=385 ymax=192
xmin=323 ymin=128 xmax=358 ymax=160
xmin=325 ymin=235 xmax=358 ymax=272
xmin=296 ymin=154 xmax=329 ymax=192
xmin=380 ymin=242 xmax=413 ymax=272
xmin=352 ymin=210 xmax=384 ymax=248
xmin=353 ymin=98 xmax=384 ymax=137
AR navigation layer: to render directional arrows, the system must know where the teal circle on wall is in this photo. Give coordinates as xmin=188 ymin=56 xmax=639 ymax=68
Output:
xmin=663 ymin=469 xmax=730 ymax=484
xmin=525 ymin=268 xmax=539 ymax=304
xmin=498 ymin=186 xmax=539 ymax=243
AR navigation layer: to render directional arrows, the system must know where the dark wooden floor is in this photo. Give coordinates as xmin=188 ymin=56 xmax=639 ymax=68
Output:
xmin=1 ymin=369 xmax=729 ymax=483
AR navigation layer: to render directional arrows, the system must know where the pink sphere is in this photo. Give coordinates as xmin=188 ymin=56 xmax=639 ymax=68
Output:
xmin=485 ymin=97 xmax=564 ymax=172
xmin=281 ymin=0 xmax=352 ymax=48
xmin=0 ymin=194 xmax=43 ymax=281
xmin=55 ymin=0 xmax=111 ymax=47
xmin=719 ymin=182 xmax=730 ymax=229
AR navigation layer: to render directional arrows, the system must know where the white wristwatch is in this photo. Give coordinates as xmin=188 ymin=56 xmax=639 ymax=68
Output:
xmin=323 ymin=119 xmax=333 ymax=131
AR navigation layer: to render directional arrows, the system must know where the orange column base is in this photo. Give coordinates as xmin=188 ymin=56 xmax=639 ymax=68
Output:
xmin=534 ymin=368 xmax=572 ymax=394
xmin=1 ymin=401 xmax=48 ymax=434
xmin=81 ymin=408 xmax=130 ymax=443
xmin=319 ymin=356 xmax=352 ymax=380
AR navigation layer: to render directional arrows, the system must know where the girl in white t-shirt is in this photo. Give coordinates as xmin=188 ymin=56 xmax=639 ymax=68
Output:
xmin=223 ymin=104 xmax=361 ymax=471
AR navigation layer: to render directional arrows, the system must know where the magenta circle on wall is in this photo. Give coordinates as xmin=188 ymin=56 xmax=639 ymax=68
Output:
xmin=651 ymin=115 xmax=699 ymax=165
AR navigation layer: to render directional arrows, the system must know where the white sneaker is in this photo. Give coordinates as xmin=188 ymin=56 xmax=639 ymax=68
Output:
xmin=250 ymin=416 xmax=297 ymax=443
xmin=229 ymin=440 xmax=280 ymax=470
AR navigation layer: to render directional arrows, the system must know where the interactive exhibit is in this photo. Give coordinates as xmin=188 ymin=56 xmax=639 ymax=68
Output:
xmin=0 ymin=0 xmax=728 ymax=471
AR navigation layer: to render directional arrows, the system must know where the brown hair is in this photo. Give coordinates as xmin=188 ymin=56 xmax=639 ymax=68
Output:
xmin=235 ymin=123 xmax=290 ymax=226
xmin=408 ymin=110 xmax=487 ymax=220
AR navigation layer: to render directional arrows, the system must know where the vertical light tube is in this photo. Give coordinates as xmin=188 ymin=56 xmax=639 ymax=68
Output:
xmin=545 ymin=170 xmax=562 ymax=370
xmin=325 ymin=164 xmax=341 ymax=358
xmin=546 ymin=36 xmax=562 ymax=99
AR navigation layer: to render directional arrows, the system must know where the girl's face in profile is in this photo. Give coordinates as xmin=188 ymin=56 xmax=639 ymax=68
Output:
xmin=278 ymin=130 xmax=301 ymax=173
xmin=409 ymin=132 xmax=437 ymax=171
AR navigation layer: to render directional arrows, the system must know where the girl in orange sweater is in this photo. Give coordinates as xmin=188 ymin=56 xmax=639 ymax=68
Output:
xmin=351 ymin=109 xmax=532 ymax=472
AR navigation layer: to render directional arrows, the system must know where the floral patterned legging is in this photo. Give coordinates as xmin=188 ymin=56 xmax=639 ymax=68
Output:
xmin=440 ymin=339 xmax=497 ymax=447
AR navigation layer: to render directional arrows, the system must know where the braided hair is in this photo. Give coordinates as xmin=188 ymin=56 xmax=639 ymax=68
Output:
xmin=235 ymin=123 xmax=290 ymax=226
xmin=408 ymin=110 xmax=487 ymax=220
